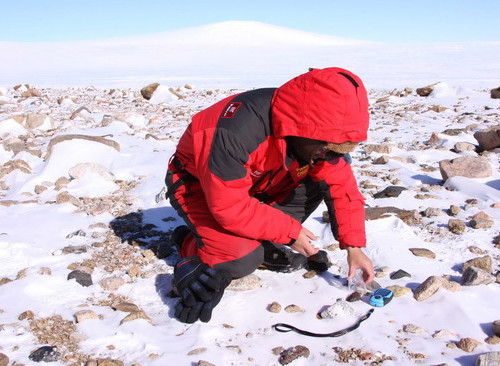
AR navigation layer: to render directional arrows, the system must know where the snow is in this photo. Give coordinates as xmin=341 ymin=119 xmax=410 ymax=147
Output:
xmin=0 ymin=20 xmax=499 ymax=366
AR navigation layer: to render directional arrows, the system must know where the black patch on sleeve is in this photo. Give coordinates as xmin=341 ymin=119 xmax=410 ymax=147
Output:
xmin=338 ymin=72 xmax=359 ymax=88
xmin=209 ymin=88 xmax=276 ymax=181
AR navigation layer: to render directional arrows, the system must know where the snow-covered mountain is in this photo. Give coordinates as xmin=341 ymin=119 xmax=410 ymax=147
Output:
xmin=1 ymin=21 xmax=499 ymax=89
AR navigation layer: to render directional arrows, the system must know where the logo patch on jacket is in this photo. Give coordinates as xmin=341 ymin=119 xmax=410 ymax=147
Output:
xmin=296 ymin=165 xmax=309 ymax=178
xmin=221 ymin=102 xmax=242 ymax=118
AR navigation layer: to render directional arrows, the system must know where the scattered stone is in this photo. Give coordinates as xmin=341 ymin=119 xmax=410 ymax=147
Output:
xmin=493 ymin=320 xmax=500 ymax=337
xmin=197 ymin=361 xmax=215 ymax=366
xmin=386 ymin=285 xmax=411 ymax=297
xmin=29 ymin=346 xmax=61 ymax=362
xmin=373 ymin=155 xmax=390 ymax=164
xmin=303 ymin=269 xmax=317 ymax=278
xmin=463 ymin=255 xmax=493 ymax=273
xmin=423 ymin=207 xmax=444 ymax=217
xmin=454 ymin=142 xmax=476 ymax=153
xmin=284 ymin=304 xmax=303 ymax=313
xmin=25 ymin=113 xmax=54 ymax=130
xmin=55 ymin=176 xmax=70 ymax=190
xmin=476 ymin=352 xmax=500 ymax=366
xmin=491 ymin=87 xmax=500 ymax=99
xmin=486 ymin=336 xmax=500 ymax=345
xmin=449 ymin=205 xmax=461 ymax=216
xmin=45 ymin=134 xmax=120 ymax=160
xmin=430 ymin=105 xmax=447 ymax=113
xmin=432 ymin=329 xmax=457 ymax=339
xmin=85 ymin=359 xmax=124 ymax=366
xmin=0 ymin=278 xmax=13 ymax=286
xmin=272 ymin=347 xmax=285 ymax=355
xmin=416 ymin=82 xmax=440 ymax=97
xmin=268 ymin=301 xmax=282 ymax=313
xmin=227 ymin=274 xmax=261 ymax=291
xmin=119 ymin=311 xmax=152 ymax=325
xmin=448 ymin=219 xmax=466 ymax=234
xmin=458 ymin=337 xmax=480 ymax=352
xmin=18 ymin=310 xmax=35 ymax=320
xmin=390 ymin=269 xmax=411 ymax=280
xmin=226 ymin=345 xmax=241 ymax=354
xmin=346 ymin=292 xmax=362 ymax=302
xmin=403 ymin=324 xmax=425 ymax=334
xmin=414 ymin=276 xmax=460 ymax=301
xmin=112 ymin=302 xmax=140 ymax=313
xmin=409 ymin=248 xmax=436 ymax=259
xmin=67 ymin=270 xmax=93 ymax=287
xmin=99 ymin=276 xmax=125 ymax=291
xmin=461 ymin=266 xmax=496 ymax=286
xmin=468 ymin=246 xmax=487 ymax=255
xmin=0 ymin=353 xmax=8 ymax=366
xmin=127 ymin=266 xmax=140 ymax=277
xmin=74 ymin=310 xmax=98 ymax=323
xmin=471 ymin=218 xmax=494 ymax=229
xmin=474 ymin=126 xmax=500 ymax=151
xmin=56 ymin=191 xmax=81 ymax=206
xmin=62 ymin=245 xmax=88 ymax=254
xmin=140 ymin=83 xmax=160 ymax=100
xmin=278 ymin=345 xmax=310 ymax=365
xmin=373 ymin=186 xmax=406 ymax=199
xmin=319 ymin=299 xmax=354 ymax=319
xmin=187 ymin=348 xmax=207 ymax=356
xmin=363 ymin=144 xmax=394 ymax=154
xmin=439 ymin=156 xmax=492 ymax=180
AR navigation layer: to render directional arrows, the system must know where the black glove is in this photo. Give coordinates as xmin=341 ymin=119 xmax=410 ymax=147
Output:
xmin=173 ymin=256 xmax=231 ymax=323
xmin=306 ymin=250 xmax=331 ymax=273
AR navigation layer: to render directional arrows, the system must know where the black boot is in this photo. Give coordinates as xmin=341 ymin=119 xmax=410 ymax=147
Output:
xmin=171 ymin=225 xmax=191 ymax=252
xmin=260 ymin=241 xmax=308 ymax=273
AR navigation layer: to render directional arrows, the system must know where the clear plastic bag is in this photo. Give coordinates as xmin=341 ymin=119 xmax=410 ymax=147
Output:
xmin=347 ymin=269 xmax=368 ymax=293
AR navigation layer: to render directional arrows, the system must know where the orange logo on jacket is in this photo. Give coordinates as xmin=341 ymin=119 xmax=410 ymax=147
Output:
xmin=296 ymin=166 xmax=309 ymax=178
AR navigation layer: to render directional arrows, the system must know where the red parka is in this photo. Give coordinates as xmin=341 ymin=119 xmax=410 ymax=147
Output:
xmin=173 ymin=67 xmax=369 ymax=249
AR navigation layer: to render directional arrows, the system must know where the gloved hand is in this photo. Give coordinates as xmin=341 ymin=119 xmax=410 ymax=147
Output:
xmin=173 ymin=256 xmax=232 ymax=323
xmin=306 ymin=250 xmax=331 ymax=273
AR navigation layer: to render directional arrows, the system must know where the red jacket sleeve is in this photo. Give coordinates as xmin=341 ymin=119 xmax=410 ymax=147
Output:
xmin=194 ymin=129 xmax=302 ymax=245
xmin=308 ymin=157 xmax=366 ymax=249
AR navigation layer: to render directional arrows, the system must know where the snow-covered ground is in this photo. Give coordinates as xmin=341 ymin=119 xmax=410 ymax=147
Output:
xmin=0 ymin=21 xmax=499 ymax=366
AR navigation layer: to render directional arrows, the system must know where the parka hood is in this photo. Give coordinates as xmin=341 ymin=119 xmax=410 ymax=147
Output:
xmin=271 ymin=67 xmax=369 ymax=143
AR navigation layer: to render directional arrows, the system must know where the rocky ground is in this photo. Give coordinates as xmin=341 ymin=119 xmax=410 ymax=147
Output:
xmin=0 ymin=82 xmax=499 ymax=365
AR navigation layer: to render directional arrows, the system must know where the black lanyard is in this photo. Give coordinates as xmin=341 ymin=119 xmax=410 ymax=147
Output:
xmin=272 ymin=309 xmax=374 ymax=338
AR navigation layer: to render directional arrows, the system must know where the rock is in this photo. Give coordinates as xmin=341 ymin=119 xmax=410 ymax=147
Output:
xmin=29 ymin=346 xmax=61 ymax=362
xmin=69 ymin=163 xmax=114 ymax=181
xmin=463 ymin=255 xmax=492 ymax=273
xmin=140 ymin=83 xmax=160 ymax=100
xmin=227 ymin=274 xmax=261 ymax=291
xmin=386 ymin=285 xmax=411 ymax=297
xmin=492 ymin=320 xmax=500 ymax=337
xmin=414 ymin=276 xmax=456 ymax=301
xmin=62 ymin=245 xmax=88 ymax=254
xmin=475 ymin=127 xmax=500 ymax=151
xmin=449 ymin=205 xmax=461 ymax=216
xmin=491 ymin=87 xmax=500 ymax=99
xmin=284 ymin=304 xmax=303 ymax=313
xmin=0 ymin=353 xmax=8 ymax=366
xmin=448 ymin=219 xmax=466 ymax=234
xmin=458 ymin=337 xmax=480 ymax=352
xmin=363 ymin=144 xmax=393 ymax=154
xmin=45 ymin=134 xmax=120 ymax=160
xmin=428 ymin=132 xmax=440 ymax=145
xmin=268 ymin=301 xmax=282 ymax=313
xmin=70 ymin=106 xmax=92 ymax=120
xmin=471 ymin=218 xmax=494 ymax=229
xmin=486 ymin=336 xmax=500 ymax=345
xmin=303 ymin=269 xmax=317 ymax=278
xmin=56 ymin=191 xmax=81 ymax=206
xmin=461 ymin=266 xmax=496 ymax=286
xmin=67 ymin=270 xmax=93 ymax=287
xmin=25 ymin=113 xmax=54 ymax=130
xmin=373 ymin=155 xmax=390 ymax=164
xmin=373 ymin=186 xmax=406 ymax=199
xmin=86 ymin=359 xmax=124 ymax=366
xmin=423 ymin=207 xmax=444 ymax=217
xmin=390 ymin=269 xmax=411 ymax=280
xmin=432 ymin=329 xmax=457 ymax=339
xmin=319 ymin=299 xmax=354 ymax=319
xmin=416 ymin=82 xmax=440 ymax=97
xmin=0 ymin=278 xmax=13 ymax=285
xmin=409 ymin=248 xmax=436 ymax=259
xmin=278 ymin=345 xmax=310 ymax=365
xmin=439 ymin=156 xmax=492 ymax=180
xmin=187 ymin=348 xmax=207 ymax=356
xmin=430 ymin=105 xmax=448 ymax=113
xmin=476 ymin=352 xmax=500 ymax=366
xmin=346 ymin=292 xmax=362 ymax=302
xmin=113 ymin=302 xmax=140 ymax=313
xmin=120 ymin=311 xmax=152 ymax=325
xmin=197 ymin=361 xmax=215 ymax=366
xmin=468 ymin=246 xmax=487 ymax=255
xmin=454 ymin=142 xmax=476 ymax=153
xmin=18 ymin=310 xmax=35 ymax=320
xmin=403 ymin=324 xmax=425 ymax=334
xmin=55 ymin=176 xmax=70 ymax=190
xmin=99 ymin=276 xmax=125 ymax=291
xmin=74 ymin=310 xmax=98 ymax=323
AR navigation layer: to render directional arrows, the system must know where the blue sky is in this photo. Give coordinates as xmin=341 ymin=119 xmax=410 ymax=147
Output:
xmin=1 ymin=0 xmax=499 ymax=43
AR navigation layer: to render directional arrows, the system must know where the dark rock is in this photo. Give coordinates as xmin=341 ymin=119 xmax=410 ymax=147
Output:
xmin=461 ymin=266 xmax=496 ymax=286
xmin=346 ymin=292 xmax=362 ymax=302
xmin=140 ymin=83 xmax=160 ymax=100
xmin=491 ymin=87 xmax=500 ymax=99
xmin=390 ymin=269 xmax=411 ymax=280
xmin=67 ymin=270 xmax=93 ymax=287
xmin=409 ymin=248 xmax=436 ymax=259
xmin=279 ymin=345 xmax=310 ymax=365
xmin=65 ymin=230 xmax=86 ymax=239
xmin=29 ymin=346 xmax=61 ymax=362
xmin=373 ymin=186 xmax=407 ymax=199
xmin=448 ymin=219 xmax=466 ymax=234
xmin=442 ymin=128 xmax=465 ymax=136
xmin=463 ymin=255 xmax=492 ymax=273
xmin=416 ymin=83 xmax=439 ymax=97
xmin=474 ymin=127 xmax=500 ymax=151
xmin=492 ymin=320 xmax=500 ymax=337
